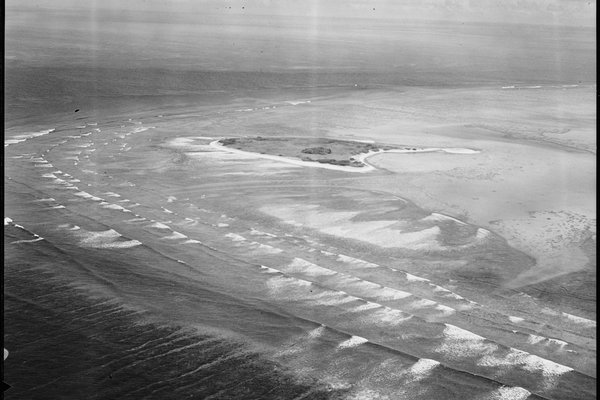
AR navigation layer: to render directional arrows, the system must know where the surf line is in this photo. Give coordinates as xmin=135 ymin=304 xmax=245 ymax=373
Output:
xmin=5 ymin=217 xmax=45 ymax=243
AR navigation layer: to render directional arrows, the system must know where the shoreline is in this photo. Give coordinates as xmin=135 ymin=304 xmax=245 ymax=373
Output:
xmin=210 ymin=139 xmax=480 ymax=173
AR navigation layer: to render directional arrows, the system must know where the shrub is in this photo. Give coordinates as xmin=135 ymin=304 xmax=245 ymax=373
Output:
xmin=301 ymin=147 xmax=332 ymax=155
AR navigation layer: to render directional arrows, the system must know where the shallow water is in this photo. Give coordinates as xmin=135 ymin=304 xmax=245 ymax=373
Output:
xmin=4 ymin=109 xmax=595 ymax=398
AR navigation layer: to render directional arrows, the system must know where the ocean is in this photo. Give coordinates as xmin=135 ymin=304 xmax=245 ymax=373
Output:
xmin=4 ymin=6 xmax=596 ymax=400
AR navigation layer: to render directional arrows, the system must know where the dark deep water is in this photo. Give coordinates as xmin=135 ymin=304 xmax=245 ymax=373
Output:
xmin=4 ymin=254 xmax=345 ymax=400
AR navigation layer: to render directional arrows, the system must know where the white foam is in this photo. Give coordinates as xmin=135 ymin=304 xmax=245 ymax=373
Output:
xmin=353 ymin=302 xmax=382 ymax=312
xmin=478 ymin=348 xmax=573 ymax=391
xmin=104 ymin=192 xmax=121 ymax=197
xmin=527 ymin=334 xmax=546 ymax=345
xmin=126 ymin=217 xmax=147 ymax=222
xmin=33 ymin=198 xmax=56 ymax=202
xmin=249 ymin=228 xmax=278 ymax=238
xmin=307 ymin=325 xmax=326 ymax=339
xmin=476 ymin=228 xmax=491 ymax=240
xmin=288 ymin=258 xmax=337 ymax=277
xmin=148 ymin=222 xmax=170 ymax=230
xmin=408 ymin=358 xmax=440 ymax=378
xmin=80 ymin=228 xmax=121 ymax=240
xmin=41 ymin=173 xmax=57 ymax=179
xmin=10 ymin=237 xmax=44 ymax=244
xmin=4 ymin=217 xmax=13 ymax=225
xmin=182 ymin=239 xmax=202 ymax=244
xmin=548 ymin=338 xmax=568 ymax=347
xmin=285 ymin=100 xmax=311 ymax=106
xmin=101 ymin=240 xmax=142 ymax=248
xmin=443 ymin=324 xmax=485 ymax=341
xmin=436 ymin=324 xmax=498 ymax=359
xmin=102 ymin=204 xmax=129 ymax=212
xmin=167 ymin=196 xmax=177 ymax=203
xmin=338 ymin=335 xmax=368 ymax=349
xmin=336 ymin=254 xmax=379 ymax=268
xmin=162 ymin=207 xmax=174 ymax=214
xmin=561 ymin=312 xmax=596 ymax=328
xmin=254 ymin=243 xmax=283 ymax=254
xmin=435 ymin=304 xmax=456 ymax=314
xmin=260 ymin=265 xmax=280 ymax=274
xmin=266 ymin=275 xmax=312 ymax=295
xmin=488 ymin=386 xmax=531 ymax=400
xmin=76 ymin=228 xmax=142 ymax=249
xmin=217 ymin=223 xmax=229 ymax=227
xmin=74 ymin=191 xmax=99 ymax=200
xmin=508 ymin=316 xmax=524 ymax=323
xmin=132 ymin=126 xmax=154 ymax=134
xmin=408 ymin=298 xmax=438 ymax=308
xmin=163 ymin=231 xmax=188 ymax=240
xmin=225 ymin=233 xmax=246 ymax=242
xmin=405 ymin=273 xmax=430 ymax=282
xmin=369 ymin=307 xmax=413 ymax=325
xmin=375 ymin=286 xmax=413 ymax=300
xmin=4 ymin=129 xmax=55 ymax=147
xmin=443 ymin=292 xmax=464 ymax=301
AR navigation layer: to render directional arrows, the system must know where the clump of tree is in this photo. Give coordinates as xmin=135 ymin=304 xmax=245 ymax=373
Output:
xmin=219 ymin=138 xmax=237 ymax=145
xmin=315 ymin=159 xmax=364 ymax=167
xmin=301 ymin=147 xmax=332 ymax=155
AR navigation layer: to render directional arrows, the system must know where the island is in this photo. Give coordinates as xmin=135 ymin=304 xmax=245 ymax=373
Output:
xmin=218 ymin=136 xmax=397 ymax=167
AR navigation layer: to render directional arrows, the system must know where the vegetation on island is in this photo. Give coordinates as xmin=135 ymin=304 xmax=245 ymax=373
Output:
xmin=218 ymin=136 xmax=394 ymax=167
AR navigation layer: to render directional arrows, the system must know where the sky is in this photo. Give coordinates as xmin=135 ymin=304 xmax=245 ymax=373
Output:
xmin=6 ymin=0 xmax=597 ymax=27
